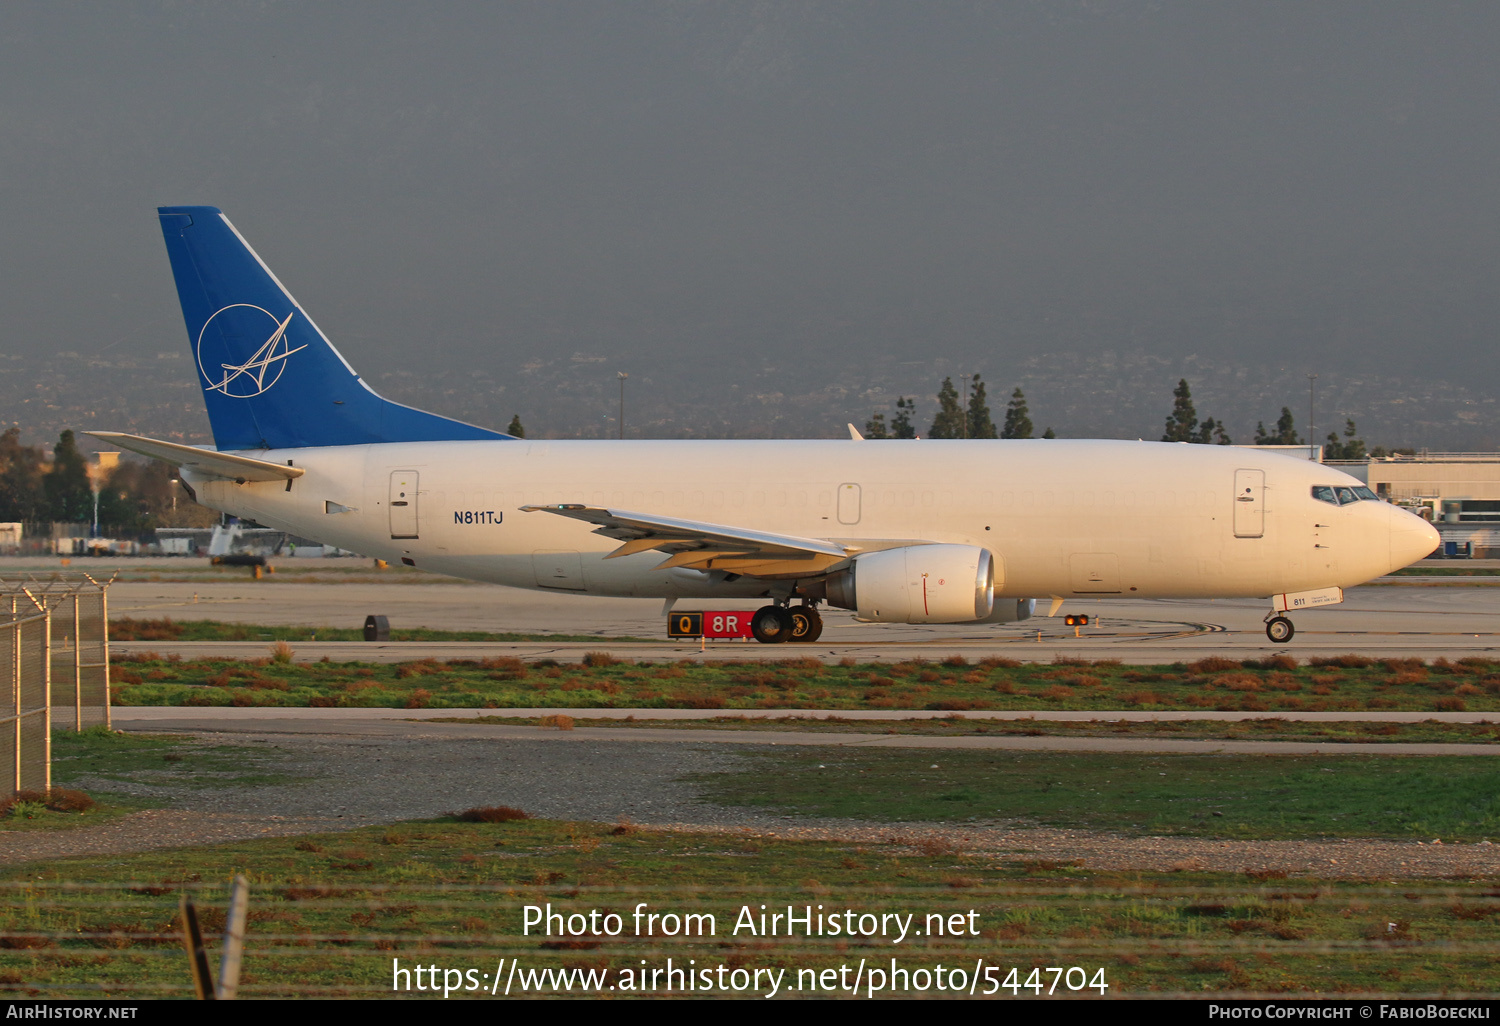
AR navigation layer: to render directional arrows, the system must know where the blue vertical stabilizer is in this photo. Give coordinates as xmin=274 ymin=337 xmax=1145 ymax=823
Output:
xmin=158 ymin=206 xmax=510 ymax=450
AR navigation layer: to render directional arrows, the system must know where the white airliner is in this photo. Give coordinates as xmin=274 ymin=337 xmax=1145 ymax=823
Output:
xmin=91 ymin=207 xmax=1439 ymax=645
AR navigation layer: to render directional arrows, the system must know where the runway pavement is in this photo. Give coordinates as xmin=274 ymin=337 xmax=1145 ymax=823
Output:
xmin=15 ymin=555 xmax=1500 ymax=663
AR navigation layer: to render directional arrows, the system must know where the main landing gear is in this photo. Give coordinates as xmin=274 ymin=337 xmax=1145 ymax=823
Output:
xmin=789 ymin=605 xmax=824 ymax=643
xmin=751 ymin=603 xmax=823 ymax=644
xmin=1264 ymin=614 xmax=1295 ymax=644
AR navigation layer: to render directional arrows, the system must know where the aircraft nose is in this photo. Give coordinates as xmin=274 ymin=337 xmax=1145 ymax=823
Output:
xmin=1389 ymin=505 xmax=1440 ymax=569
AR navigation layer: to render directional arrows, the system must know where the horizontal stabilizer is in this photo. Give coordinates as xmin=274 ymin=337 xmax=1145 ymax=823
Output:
xmin=86 ymin=432 xmax=304 ymax=483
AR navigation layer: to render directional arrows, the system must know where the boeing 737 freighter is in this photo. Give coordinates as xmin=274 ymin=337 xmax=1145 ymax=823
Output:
xmin=91 ymin=207 xmax=1438 ymax=644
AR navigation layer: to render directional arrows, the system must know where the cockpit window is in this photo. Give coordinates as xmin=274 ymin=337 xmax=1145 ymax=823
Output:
xmin=1313 ymin=484 xmax=1382 ymax=505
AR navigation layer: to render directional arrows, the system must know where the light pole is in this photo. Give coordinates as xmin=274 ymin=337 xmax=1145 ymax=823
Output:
xmin=1307 ymin=373 xmax=1318 ymax=450
xmin=617 ymin=372 xmax=628 ymax=439
xmin=960 ymin=373 xmax=970 ymax=439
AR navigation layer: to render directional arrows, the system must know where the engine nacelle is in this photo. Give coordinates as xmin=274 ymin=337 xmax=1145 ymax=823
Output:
xmin=824 ymin=544 xmax=994 ymax=624
xmin=968 ymin=597 xmax=1035 ymax=624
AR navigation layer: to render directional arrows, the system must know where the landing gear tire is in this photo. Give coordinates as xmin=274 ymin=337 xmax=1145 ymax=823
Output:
xmin=1266 ymin=616 xmax=1294 ymax=644
xmin=789 ymin=606 xmax=824 ymax=643
xmin=751 ymin=605 xmax=796 ymax=644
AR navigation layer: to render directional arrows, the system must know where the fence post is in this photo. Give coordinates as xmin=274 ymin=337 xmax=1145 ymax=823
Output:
xmin=100 ymin=586 xmax=111 ymax=729
xmin=179 ymin=893 xmax=216 ymax=1000
xmin=11 ymin=615 xmax=19 ymax=795
xmin=72 ymin=594 xmax=81 ymax=732
xmin=217 ymin=875 xmax=250 ymax=999
xmin=41 ymin=611 xmax=50 ymax=793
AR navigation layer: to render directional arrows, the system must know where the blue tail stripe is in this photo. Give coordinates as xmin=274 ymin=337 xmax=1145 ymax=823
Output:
xmin=158 ymin=206 xmax=510 ymax=450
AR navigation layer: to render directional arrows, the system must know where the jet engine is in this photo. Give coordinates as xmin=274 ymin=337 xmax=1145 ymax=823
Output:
xmin=968 ymin=597 xmax=1035 ymax=624
xmin=823 ymin=544 xmax=994 ymax=623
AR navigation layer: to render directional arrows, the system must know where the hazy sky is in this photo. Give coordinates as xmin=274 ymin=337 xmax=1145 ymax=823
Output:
xmin=4 ymin=2 xmax=1499 ymax=440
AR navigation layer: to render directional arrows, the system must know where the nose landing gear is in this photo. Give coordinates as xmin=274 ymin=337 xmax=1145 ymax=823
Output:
xmin=1264 ymin=614 xmax=1295 ymax=644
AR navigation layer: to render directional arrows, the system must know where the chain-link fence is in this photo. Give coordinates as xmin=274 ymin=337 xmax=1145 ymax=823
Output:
xmin=0 ymin=608 xmax=50 ymax=794
xmin=0 ymin=573 xmax=111 ymax=732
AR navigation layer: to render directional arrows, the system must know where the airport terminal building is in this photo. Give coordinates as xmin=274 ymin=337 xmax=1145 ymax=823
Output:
xmin=1332 ymin=453 xmax=1500 ymax=558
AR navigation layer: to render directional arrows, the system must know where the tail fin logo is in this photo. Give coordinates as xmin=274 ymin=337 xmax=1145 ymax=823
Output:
xmin=195 ymin=303 xmax=309 ymax=398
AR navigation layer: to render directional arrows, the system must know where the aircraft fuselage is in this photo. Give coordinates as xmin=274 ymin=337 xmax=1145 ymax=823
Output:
xmin=185 ymin=437 xmax=1436 ymax=607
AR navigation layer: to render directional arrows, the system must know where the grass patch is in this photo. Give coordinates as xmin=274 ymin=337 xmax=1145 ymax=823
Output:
xmin=2 ymin=818 xmax=1499 ymax=997
xmin=48 ymin=725 xmax=294 ymax=800
xmin=108 ymin=649 xmax=1500 ymax=711
xmin=1 ymin=725 xmax=296 ymax=832
xmin=435 ymin=714 xmax=1500 ymax=745
xmin=0 ymin=788 xmax=103 ymax=833
xmin=691 ymin=749 xmax=1500 ymax=840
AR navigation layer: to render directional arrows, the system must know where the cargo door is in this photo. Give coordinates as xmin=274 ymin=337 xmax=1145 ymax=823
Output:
xmin=1069 ymin=552 xmax=1121 ymax=594
xmin=532 ymin=550 xmax=585 ymax=591
xmin=837 ymin=483 xmax=861 ymax=525
xmin=1233 ymin=469 xmax=1265 ymax=538
xmin=389 ymin=471 xmax=419 ymax=539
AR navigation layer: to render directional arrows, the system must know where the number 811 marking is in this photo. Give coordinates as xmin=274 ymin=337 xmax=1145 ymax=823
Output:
xmin=1001 ymin=967 xmax=1107 ymax=995
xmin=453 ymin=511 xmax=502 ymax=525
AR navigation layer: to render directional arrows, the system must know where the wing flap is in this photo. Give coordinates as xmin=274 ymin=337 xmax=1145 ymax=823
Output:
xmin=86 ymin=432 xmax=305 ymax=482
xmin=519 ymin=504 xmax=851 ymax=576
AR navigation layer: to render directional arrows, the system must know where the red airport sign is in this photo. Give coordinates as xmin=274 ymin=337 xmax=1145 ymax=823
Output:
xmin=666 ymin=611 xmax=755 ymax=639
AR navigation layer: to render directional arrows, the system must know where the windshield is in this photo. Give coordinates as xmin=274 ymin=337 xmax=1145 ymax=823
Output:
xmin=1312 ymin=484 xmax=1381 ymax=506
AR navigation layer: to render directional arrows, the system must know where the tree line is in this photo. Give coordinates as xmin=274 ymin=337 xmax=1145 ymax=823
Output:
xmin=864 ymin=376 xmax=1398 ymax=458
xmin=863 ymin=375 xmax=1053 ymax=440
xmin=1163 ymin=378 xmax=1395 ymax=458
xmin=0 ymin=428 xmax=215 ymax=530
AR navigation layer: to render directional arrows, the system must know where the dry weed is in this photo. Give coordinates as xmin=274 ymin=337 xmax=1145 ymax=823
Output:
xmin=457 ymin=806 xmax=530 ymax=823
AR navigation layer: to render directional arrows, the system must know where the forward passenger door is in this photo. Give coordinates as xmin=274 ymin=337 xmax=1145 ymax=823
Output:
xmin=1233 ymin=469 xmax=1265 ymax=538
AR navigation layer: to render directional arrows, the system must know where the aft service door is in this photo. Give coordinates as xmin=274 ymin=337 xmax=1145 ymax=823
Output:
xmin=389 ymin=471 xmax=419 ymax=539
xmin=837 ymin=483 xmax=861 ymax=525
xmin=1233 ymin=469 xmax=1265 ymax=538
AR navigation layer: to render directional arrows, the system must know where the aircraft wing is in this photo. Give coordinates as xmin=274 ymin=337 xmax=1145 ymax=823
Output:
xmin=520 ymin=504 xmax=853 ymax=577
xmin=86 ymin=432 xmax=305 ymax=483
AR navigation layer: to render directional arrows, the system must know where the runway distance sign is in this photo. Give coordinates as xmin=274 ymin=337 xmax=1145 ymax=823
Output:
xmin=666 ymin=612 xmax=755 ymax=639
